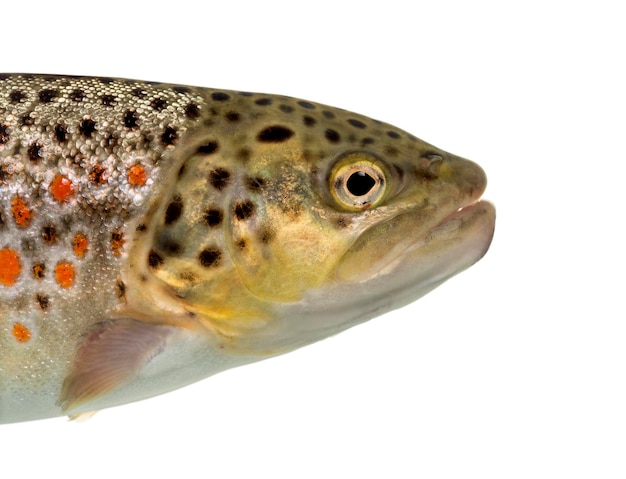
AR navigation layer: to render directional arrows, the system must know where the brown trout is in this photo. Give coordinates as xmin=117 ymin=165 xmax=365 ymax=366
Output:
xmin=0 ymin=74 xmax=495 ymax=423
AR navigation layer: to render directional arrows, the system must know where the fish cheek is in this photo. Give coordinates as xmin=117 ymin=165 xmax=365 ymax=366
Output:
xmin=228 ymin=200 xmax=354 ymax=303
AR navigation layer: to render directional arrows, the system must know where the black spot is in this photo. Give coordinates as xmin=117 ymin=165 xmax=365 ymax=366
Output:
xmin=322 ymin=110 xmax=336 ymax=119
xmin=198 ymin=248 xmax=221 ymax=268
xmin=101 ymin=94 xmax=117 ymax=107
xmin=99 ymin=77 xmax=115 ymax=84
xmin=279 ymin=105 xmax=294 ymax=113
xmin=225 ymin=111 xmax=240 ymax=122
xmin=161 ymin=126 xmax=178 ymax=146
xmin=38 ymin=89 xmax=58 ymax=103
xmin=21 ymin=114 xmax=35 ymax=127
xmin=89 ymin=164 xmax=108 ymax=184
xmin=79 ymin=118 xmax=97 ymax=137
xmin=303 ymin=115 xmax=316 ymax=127
xmin=131 ymin=88 xmax=147 ymax=98
xmin=297 ymin=101 xmax=315 ymax=110
xmin=387 ymin=130 xmax=401 ymax=139
xmin=9 ymin=90 xmax=26 ymax=103
xmin=348 ymin=118 xmax=367 ymax=129
xmin=197 ymin=141 xmax=219 ymax=154
xmin=116 ymin=280 xmax=126 ymax=299
xmin=148 ymin=250 xmax=163 ymax=268
xmin=209 ymin=168 xmax=231 ymax=190
xmin=211 ymin=92 xmax=230 ymax=102
xmin=164 ymin=196 xmax=183 ymax=225
xmin=36 ymin=294 xmax=50 ymax=310
xmin=0 ymin=124 xmax=9 ymax=145
xmin=42 ymin=225 xmax=57 ymax=244
xmin=255 ymin=98 xmax=272 ymax=106
xmin=32 ymin=263 xmax=46 ymax=279
xmin=246 ymin=176 xmax=265 ymax=191
xmin=361 ymin=137 xmax=375 ymax=146
xmin=70 ymin=89 xmax=85 ymax=102
xmin=28 ymin=142 xmax=43 ymax=161
xmin=103 ymin=132 xmax=119 ymax=151
xmin=324 ymin=129 xmax=340 ymax=143
xmin=136 ymin=223 xmax=147 ymax=232
xmin=185 ymin=102 xmax=200 ymax=119
xmin=54 ymin=124 xmax=68 ymax=143
xmin=257 ymin=125 xmax=294 ymax=143
xmin=123 ymin=110 xmax=139 ymax=129
xmin=234 ymin=200 xmax=255 ymax=220
xmin=173 ymin=86 xmax=191 ymax=94
xmin=151 ymin=97 xmax=167 ymax=111
xmin=235 ymin=238 xmax=247 ymax=249
xmin=204 ymin=208 xmax=223 ymax=227
xmin=177 ymin=164 xmax=186 ymax=178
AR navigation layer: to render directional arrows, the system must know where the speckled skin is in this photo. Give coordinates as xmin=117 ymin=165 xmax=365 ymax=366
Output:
xmin=0 ymin=74 xmax=495 ymax=423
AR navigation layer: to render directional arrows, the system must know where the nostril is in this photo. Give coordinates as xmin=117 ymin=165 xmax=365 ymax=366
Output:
xmin=417 ymin=153 xmax=443 ymax=178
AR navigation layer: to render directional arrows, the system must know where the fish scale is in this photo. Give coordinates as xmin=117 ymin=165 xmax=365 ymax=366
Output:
xmin=0 ymin=74 xmax=495 ymax=423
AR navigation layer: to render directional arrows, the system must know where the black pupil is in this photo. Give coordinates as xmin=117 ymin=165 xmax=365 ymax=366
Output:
xmin=346 ymin=171 xmax=376 ymax=196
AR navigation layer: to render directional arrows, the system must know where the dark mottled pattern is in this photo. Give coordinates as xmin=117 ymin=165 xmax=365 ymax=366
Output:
xmin=0 ymin=73 xmax=429 ymax=413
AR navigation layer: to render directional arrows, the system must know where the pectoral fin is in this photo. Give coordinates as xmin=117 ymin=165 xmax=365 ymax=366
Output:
xmin=58 ymin=318 xmax=176 ymax=413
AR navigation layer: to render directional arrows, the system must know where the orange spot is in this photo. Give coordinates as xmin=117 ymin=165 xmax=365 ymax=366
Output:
xmin=50 ymin=175 xmax=74 ymax=202
xmin=0 ymin=248 xmax=21 ymax=286
xmin=55 ymin=262 xmax=76 ymax=288
xmin=128 ymin=164 xmax=147 ymax=186
xmin=111 ymin=230 xmax=125 ymax=256
xmin=12 ymin=323 xmax=31 ymax=343
xmin=72 ymin=233 xmax=89 ymax=258
xmin=11 ymin=196 xmax=32 ymax=227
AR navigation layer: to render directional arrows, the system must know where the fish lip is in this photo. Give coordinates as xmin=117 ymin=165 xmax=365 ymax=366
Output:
xmin=379 ymin=197 xmax=495 ymax=276
xmin=420 ymin=197 xmax=496 ymax=259
xmin=433 ymin=197 xmax=491 ymax=231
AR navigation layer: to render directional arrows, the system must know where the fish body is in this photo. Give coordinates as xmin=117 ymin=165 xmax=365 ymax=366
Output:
xmin=0 ymin=74 xmax=494 ymax=423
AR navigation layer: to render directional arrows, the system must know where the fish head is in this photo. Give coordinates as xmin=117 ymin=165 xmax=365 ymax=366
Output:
xmin=142 ymin=97 xmax=495 ymax=353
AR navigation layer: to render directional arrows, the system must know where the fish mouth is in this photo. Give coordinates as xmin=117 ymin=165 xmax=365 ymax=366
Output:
xmin=374 ymin=198 xmax=495 ymax=282
xmin=335 ymin=194 xmax=495 ymax=288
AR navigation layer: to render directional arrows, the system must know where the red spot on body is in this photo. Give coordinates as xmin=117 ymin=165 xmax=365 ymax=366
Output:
xmin=128 ymin=164 xmax=147 ymax=186
xmin=11 ymin=196 xmax=32 ymax=226
xmin=12 ymin=323 xmax=31 ymax=343
xmin=72 ymin=233 xmax=89 ymax=258
xmin=55 ymin=262 xmax=75 ymax=288
xmin=50 ymin=175 xmax=74 ymax=202
xmin=0 ymin=248 xmax=21 ymax=286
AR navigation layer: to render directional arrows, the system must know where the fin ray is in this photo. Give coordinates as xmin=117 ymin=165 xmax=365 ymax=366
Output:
xmin=58 ymin=318 xmax=175 ymax=412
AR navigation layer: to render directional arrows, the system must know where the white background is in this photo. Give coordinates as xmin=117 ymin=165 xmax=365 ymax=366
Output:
xmin=2 ymin=1 xmax=625 ymax=477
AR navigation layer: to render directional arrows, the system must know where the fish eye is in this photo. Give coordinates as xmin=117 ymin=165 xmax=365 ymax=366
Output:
xmin=330 ymin=155 xmax=386 ymax=210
